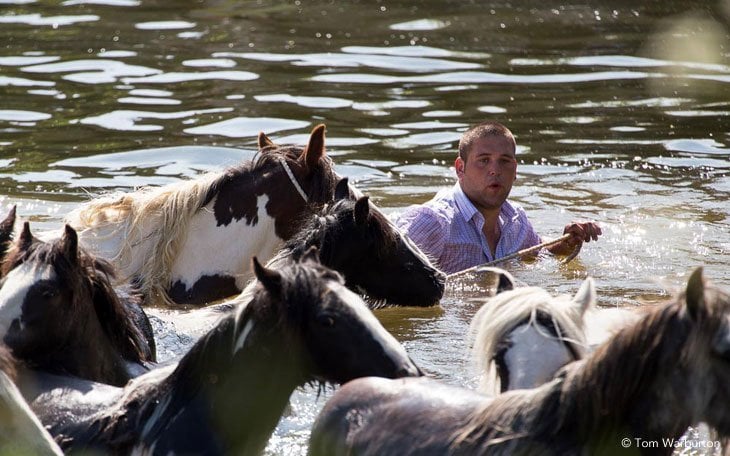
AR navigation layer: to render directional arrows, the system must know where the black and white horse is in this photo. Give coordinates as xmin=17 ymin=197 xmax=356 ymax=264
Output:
xmin=468 ymin=278 xmax=594 ymax=393
xmin=57 ymin=124 xmax=341 ymax=305
xmin=0 ymin=223 xmax=155 ymax=385
xmin=21 ymin=249 xmax=421 ymax=455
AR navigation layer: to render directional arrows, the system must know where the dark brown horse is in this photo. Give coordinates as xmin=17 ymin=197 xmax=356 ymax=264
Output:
xmin=61 ymin=124 xmax=341 ymax=305
xmin=309 ymin=267 xmax=730 ymax=455
xmin=0 ymin=223 xmax=155 ymax=386
xmin=21 ymin=249 xmax=421 ymax=455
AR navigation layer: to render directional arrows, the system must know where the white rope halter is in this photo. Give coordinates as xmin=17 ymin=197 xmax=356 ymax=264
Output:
xmin=280 ymin=159 xmax=309 ymax=203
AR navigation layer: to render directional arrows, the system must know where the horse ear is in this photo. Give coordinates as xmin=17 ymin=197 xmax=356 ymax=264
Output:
xmin=300 ymin=246 xmax=320 ymax=264
xmin=354 ymin=196 xmax=370 ymax=226
xmin=252 ymin=256 xmax=282 ymax=296
xmin=62 ymin=225 xmax=79 ymax=264
xmin=0 ymin=205 xmax=16 ymax=245
xmin=572 ymin=277 xmax=596 ymax=315
xmin=495 ymin=269 xmax=515 ymax=294
xmin=334 ymin=178 xmax=350 ymax=201
xmin=258 ymin=131 xmax=275 ymax=149
xmin=302 ymin=124 xmax=326 ymax=171
xmin=18 ymin=221 xmax=33 ymax=252
xmin=685 ymin=267 xmax=705 ymax=321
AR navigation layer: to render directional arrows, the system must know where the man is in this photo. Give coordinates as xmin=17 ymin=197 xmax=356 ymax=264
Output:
xmin=396 ymin=121 xmax=602 ymax=274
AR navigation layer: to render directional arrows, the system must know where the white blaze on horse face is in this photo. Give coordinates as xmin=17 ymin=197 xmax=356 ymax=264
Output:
xmin=503 ymin=323 xmax=574 ymax=390
xmin=0 ymin=263 xmax=54 ymax=339
xmin=327 ymin=281 xmax=412 ymax=362
xmin=171 ymin=194 xmax=284 ymax=291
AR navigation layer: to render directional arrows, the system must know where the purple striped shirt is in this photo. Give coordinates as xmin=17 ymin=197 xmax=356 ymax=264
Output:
xmin=396 ymin=183 xmax=541 ymax=274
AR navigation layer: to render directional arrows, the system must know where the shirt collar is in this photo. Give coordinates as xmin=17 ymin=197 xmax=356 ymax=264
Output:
xmin=453 ymin=183 xmax=519 ymax=224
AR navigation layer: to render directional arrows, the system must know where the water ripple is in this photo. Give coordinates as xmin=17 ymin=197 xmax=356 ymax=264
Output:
xmin=22 ymin=59 xmax=161 ymax=84
xmin=215 ymin=51 xmax=479 ymax=73
xmin=312 ymin=70 xmax=651 ymax=85
xmin=0 ymin=56 xmax=60 ymax=66
xmin=0 ymin=110 xmax=51 ymax=122
xmin=122 ymin=70 xmax=258 ymax=84
xmin=254 ymin=94 xmax=352 ymax=109
xmin=0 ymin=76 xmax=54 ymax=87
xmin=184 ymin=117 xmax=310 ymax=138
xmin=0 ymin=13 xmax=98 ymax=26
xmin=80 ymin=107 xmax=231 ymax=132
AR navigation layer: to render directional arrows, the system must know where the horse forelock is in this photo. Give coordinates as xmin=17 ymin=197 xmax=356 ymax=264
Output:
xmin=246 ymin=259 xmax=342 ymax=346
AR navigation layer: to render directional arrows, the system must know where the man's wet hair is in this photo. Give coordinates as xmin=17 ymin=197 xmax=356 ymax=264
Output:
xmin=458 ymin=121 xmax=516 ymax=162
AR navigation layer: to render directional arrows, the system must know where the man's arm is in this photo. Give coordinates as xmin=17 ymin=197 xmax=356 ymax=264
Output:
xmin=547 ymin=221 xmax=602 ymax=256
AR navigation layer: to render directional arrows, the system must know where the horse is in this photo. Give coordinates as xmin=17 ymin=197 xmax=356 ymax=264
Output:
xmin=0 ymin=205 xmax=16 ymax=267
xmin=252 ymin=177 xmax=446 ymax=308
xmin=0 ymin=344 xmax=62 ymax=455
xmin=308 ymin=267 xmax=730 ymax=455
xmin=19 ymin=249 xmax=422 ymax=455
xmin=0 ymin=222 xmax=155 ymax=386
xmin=58 ymin=124 xmax=341 ymax=306
xmin=144 ymin=177 xmax=448 ymax=353
xmin=469 ymin=277 xmax=594 ymax=393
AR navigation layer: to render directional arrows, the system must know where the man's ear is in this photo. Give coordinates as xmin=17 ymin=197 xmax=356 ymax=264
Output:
xmin=455 ymin=156 xmax=465 ymax=178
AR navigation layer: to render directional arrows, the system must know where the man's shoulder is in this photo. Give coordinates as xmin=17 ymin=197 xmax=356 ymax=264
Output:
xmin=400 ymin=188 xmax=456 ymax=220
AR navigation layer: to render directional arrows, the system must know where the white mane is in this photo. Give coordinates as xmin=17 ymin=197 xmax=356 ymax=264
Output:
xmin=65 ymin=172 xmax=221 ymax=305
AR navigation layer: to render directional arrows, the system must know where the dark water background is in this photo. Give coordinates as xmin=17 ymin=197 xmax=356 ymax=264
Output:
xmin=2 ymin=0 xmax=729 ymax=453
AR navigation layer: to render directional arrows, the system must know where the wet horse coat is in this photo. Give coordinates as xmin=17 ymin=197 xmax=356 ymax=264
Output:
xmin=20 ymin=251 xmax=421 ymax=455
xmin=62 ymin=124 xmax=340 ymax=305
xmin=309 ymin=268 xmax=730 ymax=455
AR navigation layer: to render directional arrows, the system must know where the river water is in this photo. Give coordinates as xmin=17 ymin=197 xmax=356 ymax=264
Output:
xmin=1 ymin=0 xmax=729 ymax=454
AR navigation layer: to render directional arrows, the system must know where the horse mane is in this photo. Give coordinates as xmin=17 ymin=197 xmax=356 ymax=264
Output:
xmin=468 ymin=287 xmax=588 ymax=391
xmin=454 ymin=290 xmax=701 ymax=451
xmin=282 ymin=199 xmax=398 ymax=265
xmin=2 ymin=239 xmax=148 ymax=365
xmin=65 ymin=144 xmax=336 ymax=305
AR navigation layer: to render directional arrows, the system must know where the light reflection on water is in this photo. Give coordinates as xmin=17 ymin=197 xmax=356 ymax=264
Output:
xmin=1 ymin=0 xmax=729 ymax=454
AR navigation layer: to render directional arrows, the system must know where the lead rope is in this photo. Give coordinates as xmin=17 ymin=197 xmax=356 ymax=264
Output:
xmin=448 ymin=233 xmax=578 ymax=280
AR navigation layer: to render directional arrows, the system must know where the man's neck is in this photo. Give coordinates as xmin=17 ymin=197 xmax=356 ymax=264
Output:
xmin=480 ymin=208 xmax=501 ymax=257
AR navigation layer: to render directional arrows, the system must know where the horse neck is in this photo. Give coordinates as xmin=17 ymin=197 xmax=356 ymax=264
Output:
xmin=145 ymin=307 xmax=306 ymax=453
xmin=560 ymin=303 xmax=692 ymax=442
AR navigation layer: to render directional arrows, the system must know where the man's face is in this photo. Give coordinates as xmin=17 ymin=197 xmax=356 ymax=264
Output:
xmin=455 ymin=135 xmax=517 ymax=212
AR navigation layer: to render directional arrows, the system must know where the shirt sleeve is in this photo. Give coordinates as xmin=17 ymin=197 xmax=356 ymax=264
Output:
xmin=396 ymin=205 xmax=448 ymax=262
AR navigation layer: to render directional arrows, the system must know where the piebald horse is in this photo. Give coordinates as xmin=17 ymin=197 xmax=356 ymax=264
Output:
xmin=60 ymin=124 xmax=340 ymax=305
xmin=20 ymin=249 xmax=421 ymax=455
xmin=469 ymin=278 xmax=594 ymax=393
xmin=309 ymin=268 xmax=730 ymax=455
xmin=146 ymin=179 xmax=447 ymax=351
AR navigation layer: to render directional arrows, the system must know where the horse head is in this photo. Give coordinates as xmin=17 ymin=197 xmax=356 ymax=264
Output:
xmin=239 ymin=123 xmax=340 ymax=239
xmin=298 ymin=178 xmax=445 ymax=308
xmin=470 ymin=278 xmax=594 ymax=393
xmin=676 ymin=268 xmax=730 ymax=436
xmin=250 ymin=247 xmax=421 ymax=384
xmin=0 ymin=223 xmax=152 ymax=385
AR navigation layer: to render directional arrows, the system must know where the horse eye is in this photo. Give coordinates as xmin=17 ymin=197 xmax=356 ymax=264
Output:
xmin=318 ymin=315 xmax=335 ymax=328
xmin=40 ymin=288 xmax=57 ymax=299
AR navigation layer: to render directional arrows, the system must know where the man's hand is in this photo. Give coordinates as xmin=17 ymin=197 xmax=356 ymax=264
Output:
xmin=548 ymin=221 xmax=602 ymax=256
